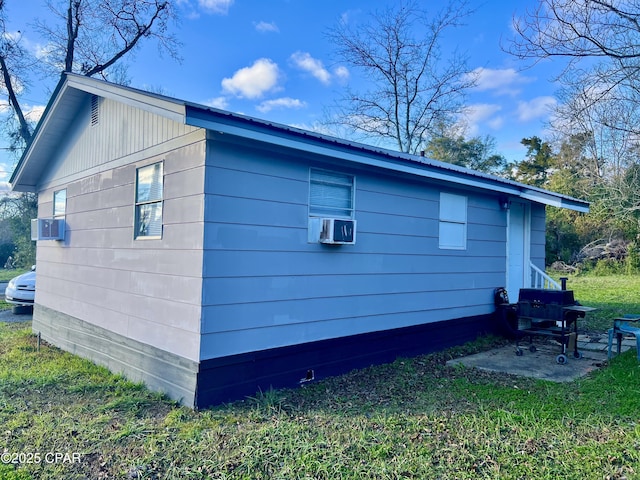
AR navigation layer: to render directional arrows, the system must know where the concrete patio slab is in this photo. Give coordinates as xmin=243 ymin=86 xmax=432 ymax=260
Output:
xmin=447 ymin=341 xmax=609 ymax=382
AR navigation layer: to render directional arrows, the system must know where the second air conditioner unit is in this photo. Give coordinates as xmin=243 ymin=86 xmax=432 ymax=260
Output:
xmin=31 ymin=218 xmax=65 ymax=241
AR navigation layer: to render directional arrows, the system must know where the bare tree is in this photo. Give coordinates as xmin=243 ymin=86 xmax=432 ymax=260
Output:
xmin=0 ymin=3 xmax=37 ymax=150
xmin=508 ymin=0 xmax=640 ymax=136
xmin=0 ymin=0 xmax=180 ymax=150
xmin=326 ymin=0 xmax=476 ymax=154
xmin=36 ymin=0 xmax=179 ymax=77
xmin=507 ymin=0 xmax=640 ymax=238
xmin=509 ymin=0 xmax=640 ymax=61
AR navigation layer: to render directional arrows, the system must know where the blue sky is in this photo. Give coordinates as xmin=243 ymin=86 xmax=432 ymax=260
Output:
xmin=0 ymin=0 xmax=567 ymax=190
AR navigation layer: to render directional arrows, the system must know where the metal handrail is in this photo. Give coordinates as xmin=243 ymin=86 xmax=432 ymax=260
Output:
xmin=530 ymin=262 xmax=561 ymax=290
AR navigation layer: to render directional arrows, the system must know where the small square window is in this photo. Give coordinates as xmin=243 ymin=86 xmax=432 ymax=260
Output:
xmin=135 ymin=162 xmax=163 ymax=239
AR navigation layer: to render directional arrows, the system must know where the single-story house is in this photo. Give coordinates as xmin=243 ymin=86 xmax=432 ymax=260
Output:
xmin=10 ymin=73 xmax=589 ymax=408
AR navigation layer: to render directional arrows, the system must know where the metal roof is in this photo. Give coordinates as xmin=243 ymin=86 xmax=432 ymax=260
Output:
xmin=11 ymin=73 xmax=589 ymax=213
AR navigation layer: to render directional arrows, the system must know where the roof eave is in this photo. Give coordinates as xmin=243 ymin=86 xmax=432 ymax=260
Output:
xmin=10 ymin=73 xmax=187 ymax=191
xmin=520 ymin=189 xmax=590 ymax=213
xmin=64 ymin=74 xmax=186 ymax=123
xmin=185 ymin=104 xmax=590 ymax=213
xmin=11 ymin=74 xmax=590 ymax=215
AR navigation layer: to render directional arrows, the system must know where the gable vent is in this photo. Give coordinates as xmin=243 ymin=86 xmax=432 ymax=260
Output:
xmin=90 ymin=95 xmax=100 ymax=126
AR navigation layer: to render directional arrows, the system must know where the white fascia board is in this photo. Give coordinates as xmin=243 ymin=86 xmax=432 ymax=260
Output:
xmin=189 ymin=112 xmax=590 ymax=211
xmin=520 ymin=189 xmax=590 ymax=213
xmin=9 ymin=101 xmax=66 ymax=190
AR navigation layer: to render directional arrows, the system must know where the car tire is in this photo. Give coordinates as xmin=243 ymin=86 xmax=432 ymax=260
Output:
xmin=12 ymin=305 xmax=33 ymax=315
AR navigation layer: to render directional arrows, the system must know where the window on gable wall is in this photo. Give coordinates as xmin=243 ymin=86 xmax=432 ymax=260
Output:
xmin=439 ymin=192 xmax=467 ymax=250
xmin=135 ymin=162 xmax=164 ymax=239
xmin=53 ymin=189 xmax=67 ymax=218
xmin=309 ymin=168 xmax=355 ymax=218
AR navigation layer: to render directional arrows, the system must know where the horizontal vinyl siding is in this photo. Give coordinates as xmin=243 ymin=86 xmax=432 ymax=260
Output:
xmin=33 ymin=305 xmax=199 ymax=407
xmin=34 ymin=113 xmax=207 ymax=362
xmin=530 ymin=203 xmax=546 ymax=269
xmin=201 ymin=141 xmax=507 ymax=360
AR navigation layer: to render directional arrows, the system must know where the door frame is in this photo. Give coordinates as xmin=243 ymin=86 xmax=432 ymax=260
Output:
xmin=506 ymin=201 xmax=531 ymax=299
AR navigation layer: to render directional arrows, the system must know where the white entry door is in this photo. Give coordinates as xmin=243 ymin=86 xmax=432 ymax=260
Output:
xmin=507 ymin=202 xmax=530 ymax=299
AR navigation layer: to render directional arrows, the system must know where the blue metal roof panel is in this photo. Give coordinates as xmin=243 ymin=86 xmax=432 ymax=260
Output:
xmin=184 ymin=103 xmax=589 ymax=212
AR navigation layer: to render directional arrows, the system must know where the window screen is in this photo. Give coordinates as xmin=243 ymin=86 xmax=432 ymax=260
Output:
xmin=309 ymin=169 xmax=354 ymax=218
xmin=135 ymin=162 xmax=163 ymax=238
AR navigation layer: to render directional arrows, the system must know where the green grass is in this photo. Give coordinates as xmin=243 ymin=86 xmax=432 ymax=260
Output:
xmin=0 ymin=269 xmax=31 ymax=311
xmin=559 ymin=274 xmax=640 ymax=332
xmin=0 ymin=269 xmax=29 ymax=283
xmin=1 ymin=275 xmax=640 ymax=479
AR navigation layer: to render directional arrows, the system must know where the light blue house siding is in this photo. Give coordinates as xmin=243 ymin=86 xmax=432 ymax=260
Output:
xmin=11 ymin=74 xmax=590 ymax=408
xmin=200 ymin=137 xmax=508 ymax=361
xmin=193 ymin=132 xmax=521 ymax=404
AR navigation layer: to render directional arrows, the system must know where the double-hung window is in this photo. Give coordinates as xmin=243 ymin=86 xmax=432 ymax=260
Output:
xmin=439 ymin=192 xmax=467 ymax=250
xmin=309 ymin=168 xmax=354 ymax=218
xmin=135 ymin=162 xmax=164 ymax=239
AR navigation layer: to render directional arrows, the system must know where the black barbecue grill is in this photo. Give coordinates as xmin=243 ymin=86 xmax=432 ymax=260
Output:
xmin=494 ymin=287 xmax=596 ymax=364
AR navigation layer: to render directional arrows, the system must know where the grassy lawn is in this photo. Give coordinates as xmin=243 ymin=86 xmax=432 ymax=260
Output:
xmin=1 ymin=276 xmax=639 ymax=479
xmin=560 ymin=274 xmax=640 ymax=332
xmin=0 ymin=269 xmax=29 ymax=311
xmin=0 ymin=269 xmax=29 ymax=283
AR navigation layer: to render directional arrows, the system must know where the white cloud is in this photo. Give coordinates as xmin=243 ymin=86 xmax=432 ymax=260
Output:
xmin=3 ymin=31 xmax=53 ymax=67
xmin=256 ymin=97 xmax=307 ymax=113
xmin=33 ymin=42 xmax=55 ymax=61
xmin=487 ymin=116 xmax=505 ymax=130
xmin=203 ymin=97 xmax=229 ymax=109
xmin=25 ymin=105 xmax=45 ymax=124
xmin=221 ymin=58 xmax=281 ymax=99
xmin=0 ymin=165 xmax=9 ymax=180
xmin=464 ymin=103 xmax=502 ymax=122
xmin=339 ymin=9 xmax=363 ymax=26
xmin=254 ymin=21 xmax=279 ymax=33
xmin=517 ymin=96 xmax=557 ymax=122
xmin=468 ymin=67 xmax=534 ymax=96
xmin=198 ymin=0 xmax=234 ymax=14
xmin=290 ymin=52 xmax=331 ymax=85
xmin=461 ymin=103 xmax=503 ymax=135
xmin=0 ymin=162 xmax=11 ymax=192
xmin=333 ymin=66 xmax=350 ymax=82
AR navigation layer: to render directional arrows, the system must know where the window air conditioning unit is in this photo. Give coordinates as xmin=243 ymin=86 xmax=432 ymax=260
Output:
xmin=320 ymin=218 xmax=356 ymax=245
xmin=31 ymin=218 xmax=65 ymax=241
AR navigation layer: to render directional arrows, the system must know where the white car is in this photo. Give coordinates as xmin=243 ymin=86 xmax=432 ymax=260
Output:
xmin=5 ymin=267 xmax=36 ymax=312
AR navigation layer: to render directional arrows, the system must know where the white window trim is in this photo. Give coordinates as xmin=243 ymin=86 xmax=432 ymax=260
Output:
xmin=53 ymin=189 xmax=67 ymax=219
xmin=134 ymin=161 xmax=164 ymax=240
xmin=439 ymin=192 xmax=467 ymax=250
xmin=308 ymin=168 xmax=355 ymax=219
